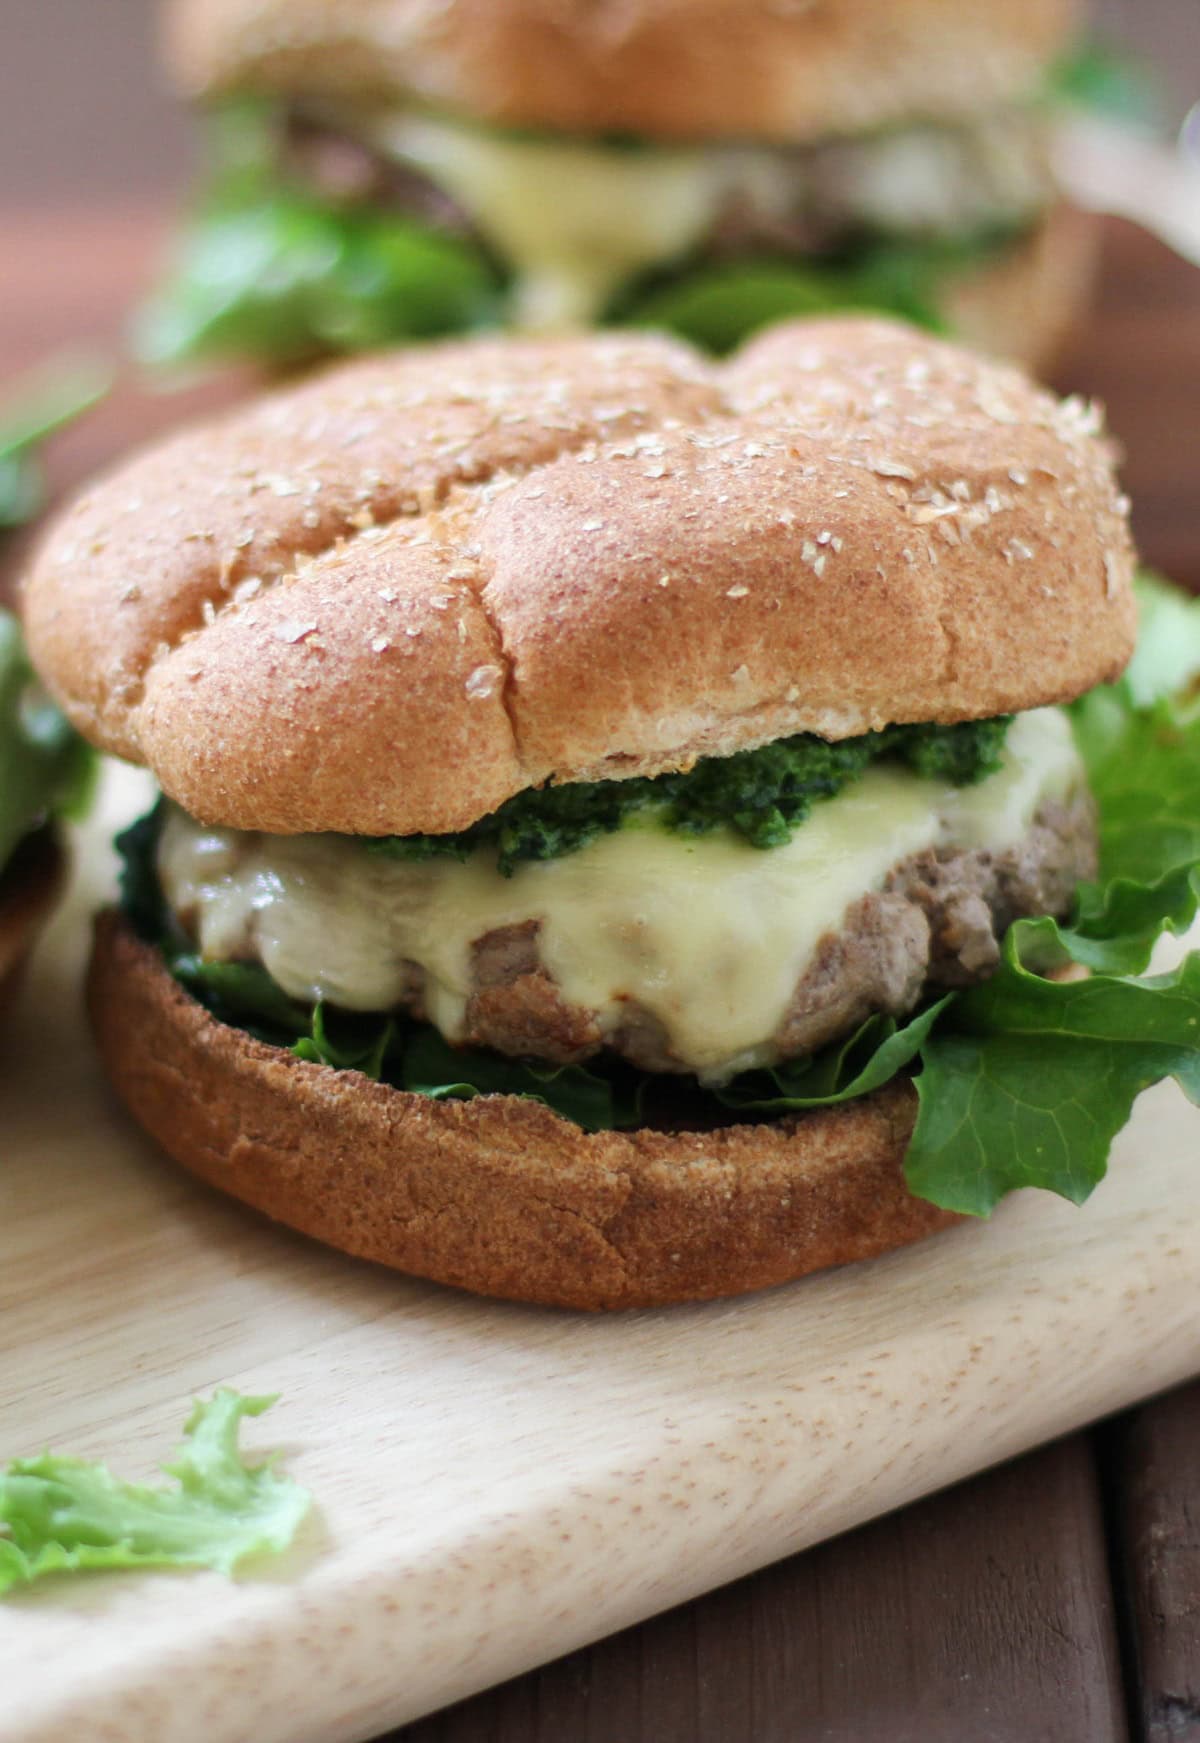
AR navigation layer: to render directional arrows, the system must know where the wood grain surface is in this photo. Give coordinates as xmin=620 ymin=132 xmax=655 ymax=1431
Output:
xmin=2 ymin=2 xmax=1199 ymax=1740
xmin=3 ymin=762 xmax=1199 ymax=1743
xmin=1108 ymin=1391 xmax=1200 ymax=1743
xmin=399 ymin=1438 xmax=1130 ymax=1743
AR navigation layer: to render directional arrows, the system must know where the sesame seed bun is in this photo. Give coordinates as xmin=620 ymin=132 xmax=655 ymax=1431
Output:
xmin=163 ymin=0 xmax=1080 ymax=145
xmin=23 ymin=317 xmax=1135 ymax=839
xmin=88 ymin=910 xmax=956 ymax=1309
xmin=0 ymin=830 xmax=65 ymax=1027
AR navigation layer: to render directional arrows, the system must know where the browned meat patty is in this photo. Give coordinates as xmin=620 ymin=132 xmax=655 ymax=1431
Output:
xmin=452 ymin=792 xmax=1096 ymax=1074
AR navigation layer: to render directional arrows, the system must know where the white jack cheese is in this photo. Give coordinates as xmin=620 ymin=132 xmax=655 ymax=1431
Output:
xmin=380 ymin=113 xmax=750 ymax=330
xmin=362 ymin=108 xmax=1048 ymax=332
xmin=158 ymin=708 xmax=1084 ymax=1081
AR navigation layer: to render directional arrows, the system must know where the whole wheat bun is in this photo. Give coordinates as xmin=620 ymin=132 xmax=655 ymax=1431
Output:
xmin=89 ymin=911 xmax=956 ymax=1309
xmin=164 ymin=0 xmax=1079 ymax=145
xmin=0 ymin=830 xmax=64 ymax=1026
xmin=24 ymin=316 xmax=1135 ymax=838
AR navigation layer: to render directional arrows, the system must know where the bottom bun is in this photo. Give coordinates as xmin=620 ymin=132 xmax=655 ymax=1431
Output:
xmin=88 ymin=912 xmax=959 ymax=1310
xmin=0 ymin=829 xmax=65 ymax=1024
xmin=943 ymin=202 xmax=1101 ymax=374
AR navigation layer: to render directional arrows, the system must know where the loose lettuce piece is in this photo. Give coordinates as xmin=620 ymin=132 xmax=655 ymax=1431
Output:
xmin=0 ymin=355 xmax=110 ymax=530
xmin=0 ymin=611 xmax=95 ymax=871
xmin=0 ymin=1392 xmax=309 ymax=1595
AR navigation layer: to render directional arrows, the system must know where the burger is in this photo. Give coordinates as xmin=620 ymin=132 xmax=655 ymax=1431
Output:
xmin=143 ymin=0 xmax=1104 ymax=369
xmin=0 ymin=610 xmax=90 ymax=1022
xmin=21 ymin=319 xmax=1200 ymax=1308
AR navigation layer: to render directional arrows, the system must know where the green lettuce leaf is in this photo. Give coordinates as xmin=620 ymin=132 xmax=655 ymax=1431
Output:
xmin=908 ymin=936 xmax=1200 ymax=1216
xmin=1048 ymin=40 xmax=1164 ymax=127
xmin=1123 ymin=571 xmax=1200 ymax=710
xmin=0 ymin=1392 xmax=309 ymax=1594
xmin=904 ymin=605 xmax=1200 ymax=1214
xmin=0 ymin=354 xmax=110 ymax=530
xmin=1 ymin=609 xmax=95 ymax=871
xmin=713 ymin=999 xmax=951 ymax=1114
xmin=136 ymin=104 xmax=502 ymax=366
xmin=136 ymin=193 xmax=504 ymax=366
xmin=615 ymin=233 xmax=1012 ymax=355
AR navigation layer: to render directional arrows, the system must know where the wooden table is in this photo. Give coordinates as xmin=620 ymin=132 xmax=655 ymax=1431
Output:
xmin=3 ymin=2 xmax=1198 ymax=1737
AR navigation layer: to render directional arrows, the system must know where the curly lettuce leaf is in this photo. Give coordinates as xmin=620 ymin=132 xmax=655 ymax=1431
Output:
xmin=615 ymin=232 xmax=1014 ymax=355
xmin=1123 ymin=571 xmax=1200 ymax=711
xmin=0 ymin=1392 xmax=309 ymax=1595
xmin=908 ymin=936 xmax=1200 ymax=1215
xmin=136 ymin=104 xmax=502 ymax=366
xmin=904 ymin=619 xmax=1200 ymax=1214
xmin=1 ymin=610 xmax=95 ymax=871
xmin=714 ymin=999 xmax=951 ymax=1115
xmin=136 ymin=193 xmax=504 ymax=366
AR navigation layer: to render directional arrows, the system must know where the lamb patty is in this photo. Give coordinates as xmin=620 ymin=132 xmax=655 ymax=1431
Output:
xmin=457 ymin=793 xmax=1095 ymax=1073
xmin=282 ymin=105 xmax=1053 ymax=267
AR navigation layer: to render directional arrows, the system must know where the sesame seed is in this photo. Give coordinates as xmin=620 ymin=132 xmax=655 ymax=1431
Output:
xmin=273 ymin=619 xmax=318 ymax=644
xmin=465 ymin=663 xmax=502 ymax=699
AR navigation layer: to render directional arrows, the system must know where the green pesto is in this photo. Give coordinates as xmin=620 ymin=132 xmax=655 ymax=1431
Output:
xmin=0 ymin=611 xmax=94 ymax=873
xmin=371 ymin=716 xmax=1014 ymax=876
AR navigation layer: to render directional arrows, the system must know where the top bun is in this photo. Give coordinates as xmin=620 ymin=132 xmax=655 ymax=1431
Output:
xmin=22 ymin=318 xmax=1135 ymax=837
xmin=164 ymin=0 xmax=1080 ymax=144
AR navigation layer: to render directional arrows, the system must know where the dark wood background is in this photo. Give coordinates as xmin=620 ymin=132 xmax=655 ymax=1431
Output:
xmin=2 ymin=3 xmax=1198 ymax=1739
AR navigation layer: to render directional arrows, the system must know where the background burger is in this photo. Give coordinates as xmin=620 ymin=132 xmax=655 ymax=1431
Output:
xmin=142 ymin=0 xmax=1116 ymax=369
xmin=20 ymin=317 xmax=1200 ymax=1308
xmin=0 ymin=610 xmax=91 ymax=1022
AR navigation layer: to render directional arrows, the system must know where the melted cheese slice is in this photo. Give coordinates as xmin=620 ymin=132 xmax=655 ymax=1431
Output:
xmin=159 ymin=708 xmax=1084 ymax=1082
xmin=365 ymin=109 xmax=1047 ymax=333
xmin=380 ymin=113 xmax=753 ymax=330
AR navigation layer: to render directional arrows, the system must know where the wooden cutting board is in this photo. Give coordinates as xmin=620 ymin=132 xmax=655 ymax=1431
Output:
xmin=3 ymin=762 xmax=1199 ymax=1743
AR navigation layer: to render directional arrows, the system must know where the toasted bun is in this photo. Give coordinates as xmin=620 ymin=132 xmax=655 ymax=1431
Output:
xmin=164 ymin=0 xmax=1079 ymax=144
xmin=0 ymin=830 xmax=65 ymax=1025
xmin=944 ymin=203 xmax=1101 ymax=375
xmin=24 ymin=317 xmax=1136 ymax=837
xmin=88 ymin=911 xmax=955 ymax=1308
